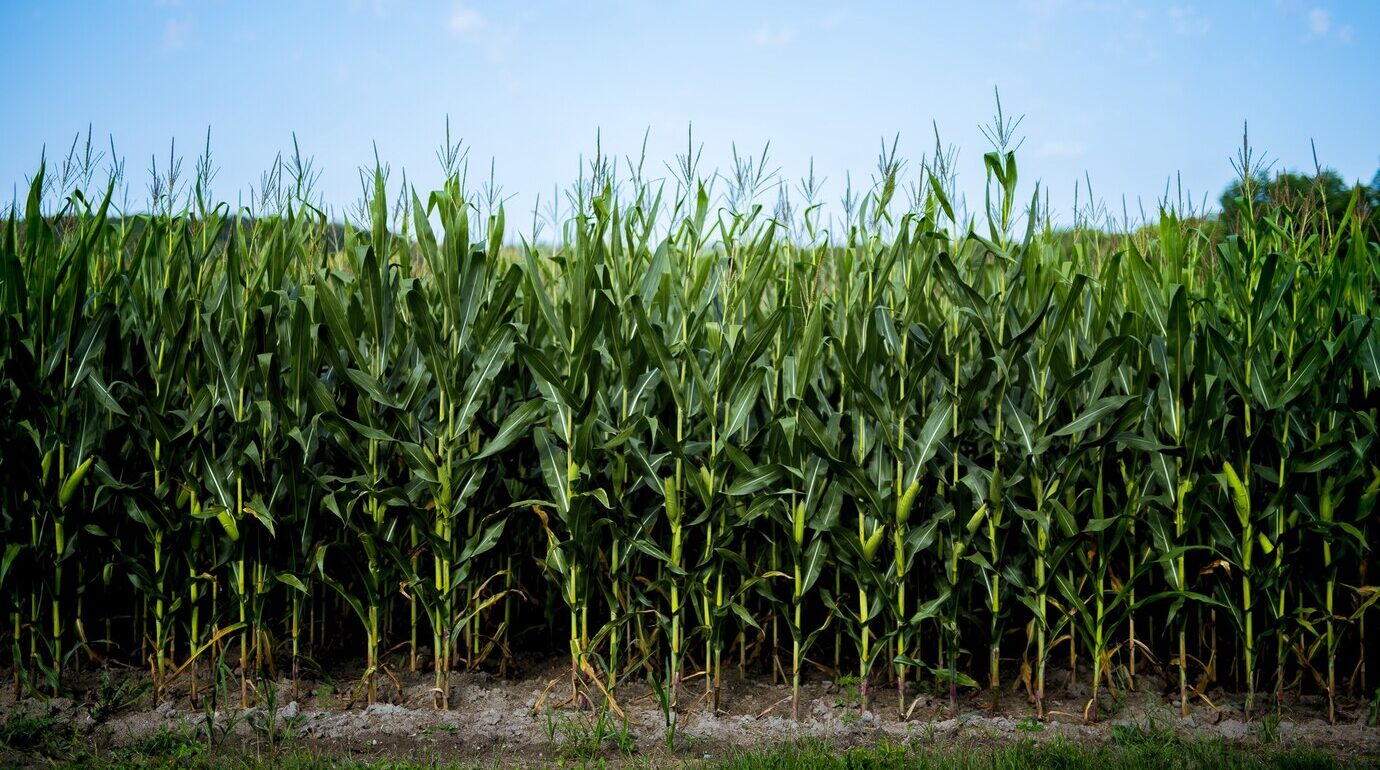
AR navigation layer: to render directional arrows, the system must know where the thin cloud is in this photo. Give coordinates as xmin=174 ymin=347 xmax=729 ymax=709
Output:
xmin=1307 ymin=7 xmax=1330 ymax=35
xmin=1305 ymin=8 xmax=1354 ymax=43
xmin=815 ymin=11 xmax=848 ymax=30
xmin=162 ymin=18 xmax=190 ymax=51
xmin=1279 ymin=3 xmax=1353 ymax=44
xmin=752 ymin=24 xmax=795 ymax=48
xmin=347 ymin=0 xmax=399 ymax=18
xmin=1168 ymin=6 xmax=1211 ymax=37
xmin=1018 ymin=0 xmax=1072 ymax=13
xmin=445 ymin=3 xmax=514 ymax=64
xmin=449 ymin=5 xmax=486 ymax=37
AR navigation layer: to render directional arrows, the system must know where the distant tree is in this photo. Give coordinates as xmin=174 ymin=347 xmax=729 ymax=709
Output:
xmin=1219 ymin=166 xmax=1377 ymax=241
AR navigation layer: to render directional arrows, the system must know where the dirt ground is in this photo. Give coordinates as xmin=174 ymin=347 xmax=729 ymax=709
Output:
xmin=3 ymin=655 xmax=1377 ymax=766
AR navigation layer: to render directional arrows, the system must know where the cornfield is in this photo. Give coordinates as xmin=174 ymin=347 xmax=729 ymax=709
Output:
xmin=1 ymin=135 xmax=1376 ymax=728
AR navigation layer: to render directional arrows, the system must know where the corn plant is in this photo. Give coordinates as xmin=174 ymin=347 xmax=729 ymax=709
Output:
xmin=1 ymin=131 xmax=1375 ymax=730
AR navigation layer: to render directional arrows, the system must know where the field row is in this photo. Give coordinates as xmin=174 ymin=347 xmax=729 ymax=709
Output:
xmin=1 ymin=148 xmax=1377 ymax=726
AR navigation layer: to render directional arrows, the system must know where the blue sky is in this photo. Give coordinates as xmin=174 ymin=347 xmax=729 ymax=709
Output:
xmin=2 ymin=0 xmax=1377 ymax=228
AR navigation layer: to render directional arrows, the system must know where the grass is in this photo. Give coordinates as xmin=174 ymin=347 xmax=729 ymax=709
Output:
xmin=0 ymin=735 xmax=1364 ymax=770
xmin=712 ymin=740 xmax=1357 ymax=770
xmin=0 ymin=713 xmax=78 ymax=757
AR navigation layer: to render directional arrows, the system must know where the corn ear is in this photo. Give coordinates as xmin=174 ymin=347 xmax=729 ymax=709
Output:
xmin=862 ymin=526 xmax=886 ymax=562
xmin=965 ymin=504 xmax=988 ymax=537
xmin=58 ymin=457 xmax=94 ymax=507
xmin=896 ymin=479 xmax=920 ymax=525
xmin=1222 ymin=461 xmax=1250 ymax=528
xmin=217 ymin=510 xmax=240 ymax=542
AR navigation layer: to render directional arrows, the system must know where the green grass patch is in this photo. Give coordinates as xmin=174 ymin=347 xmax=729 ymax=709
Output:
xmin=711 ymin=739 xmax=1354 ymax=770
xmin=4 ymin=734 xmax=1367 ymax=770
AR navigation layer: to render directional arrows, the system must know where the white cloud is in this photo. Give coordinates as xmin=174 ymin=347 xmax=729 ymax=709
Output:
xmin=1307 ymin=7 xmax=1330 ymax=35
xmin=1168 ymin=6 xmax=1211 ymax=37
xmin=449 ymin=5 xmax=486 ymax=37
xmin=1299 ymin=7 xmax=1353 ymax=43
xmin=1276 ymin=3 xmax=1352 ymax=44
xmin=1037 ymin=140 xmax=1086 ymax=159
xmin=752 ymin=24 xmax=795 ymax=48
xmin=162 ymin=18 xmax=190 ymax=50
xmin=445 ymin=4 xmax=515 ymax=63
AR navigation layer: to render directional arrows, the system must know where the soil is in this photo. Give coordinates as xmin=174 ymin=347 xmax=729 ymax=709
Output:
xmin=2 ymin=655 xmax=1377 ymax=767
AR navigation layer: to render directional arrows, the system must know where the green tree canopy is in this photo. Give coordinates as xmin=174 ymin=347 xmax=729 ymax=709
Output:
xmin=1219 ymin=165 xmax=1377 ymax=240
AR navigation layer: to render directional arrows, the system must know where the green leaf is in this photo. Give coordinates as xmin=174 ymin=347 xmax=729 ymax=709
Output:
xmin=276 ymin=574 xmax=309 ymax=594
xmin=915 ymin=398 xmax=951 ymax=469
xmin=475 ymin=399 xmax=544 ymax=461
xmin=799 ymin=538 xmax=828 ymax=595
xmin=1053 ymin=395 xmax=1134 ymax=438
xmin=727 ymin=464 xmax=780 ymax=497
xmin=535 ymin=427 xmax=570 ymax=516
xmin=454 ymin=325 xmax=517 ymax=436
